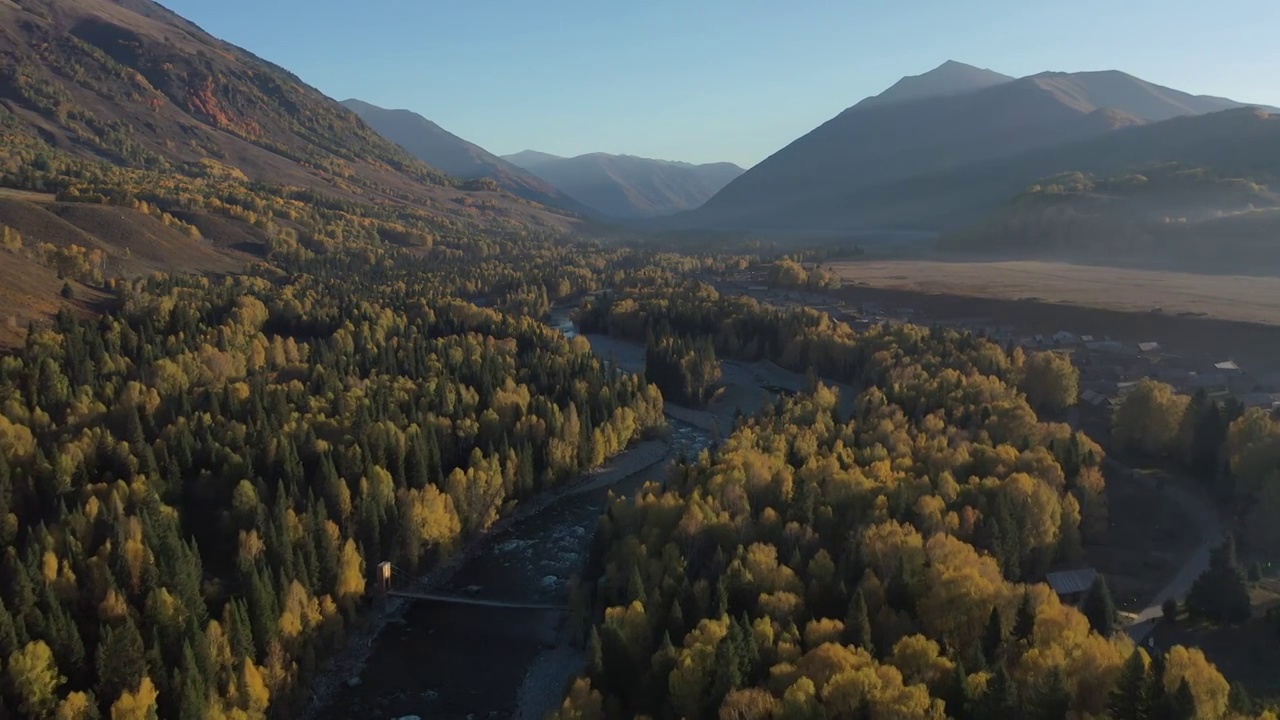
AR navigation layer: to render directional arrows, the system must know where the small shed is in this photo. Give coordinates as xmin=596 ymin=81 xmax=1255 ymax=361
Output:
xmin=1045 ymin=568 xmax=1098 ymax=605
xmin=1080 ymin=389 xmax=1107 ymax=407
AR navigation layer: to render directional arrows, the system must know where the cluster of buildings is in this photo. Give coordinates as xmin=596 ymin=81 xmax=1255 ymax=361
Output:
xmin=716 ymin=271 xmax=1280 ymax=414
xmin=1028 ymin=333 xmax=1280 ymax=413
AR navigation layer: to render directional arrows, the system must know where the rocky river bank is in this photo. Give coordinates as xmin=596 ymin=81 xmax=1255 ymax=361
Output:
xmin=314 ymin=421 xmax=710 ymax=720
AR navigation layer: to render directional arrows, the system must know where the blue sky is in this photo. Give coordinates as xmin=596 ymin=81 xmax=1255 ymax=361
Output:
xmin=162 ymin=0 xmax=1280 ymax=168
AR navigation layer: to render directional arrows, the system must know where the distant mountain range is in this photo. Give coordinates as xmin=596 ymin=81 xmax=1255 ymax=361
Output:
xmin=340 ymin=100 xmax=592 ymax=215
xmin=674 ymin=60 xmax=1280 ymax=250
xmin=342 ymin=100 xmax=743 ymax=220
xmin=502 ymin=151 xmax=744 ymax=219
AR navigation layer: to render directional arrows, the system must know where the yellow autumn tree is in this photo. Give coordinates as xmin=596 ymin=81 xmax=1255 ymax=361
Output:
xmin=335 ymin=538 xmax=366 ymax=606
xmin=110 ymin=676 xmax=159 ymax=720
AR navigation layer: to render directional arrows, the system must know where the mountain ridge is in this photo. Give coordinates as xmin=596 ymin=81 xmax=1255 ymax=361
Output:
xmin=853 ymin=60 xmax=1014 ymax=109
xmin=502 ymin=150 xmax=744 ymax=219
xmin=340 ymin=99 xmax=591 ymax=216
xmin=679 ymin=64 xmax=1275 ymax=232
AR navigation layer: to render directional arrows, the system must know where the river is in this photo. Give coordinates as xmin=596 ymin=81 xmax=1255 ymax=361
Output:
xmin=317 ymin=306 xmax=710 ymax=720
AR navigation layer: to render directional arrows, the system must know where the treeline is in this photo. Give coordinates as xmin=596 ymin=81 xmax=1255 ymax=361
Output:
xmin=1112 ymin=379 xmax=1280 ymax=558
xmin=0 ymin=247 xmax=666 ymax=718
xmin=555 ymin=380 xmax=1264 ymax=720
xmin=643 ymin=334 xmax=720 ymax=408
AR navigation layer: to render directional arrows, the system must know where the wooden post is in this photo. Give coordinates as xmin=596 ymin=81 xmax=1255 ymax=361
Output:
xmin=377 ymin=561 xmax=392 ymax=595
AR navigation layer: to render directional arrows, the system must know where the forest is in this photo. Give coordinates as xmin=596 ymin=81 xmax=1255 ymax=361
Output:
xmin=0 ymin=239 xmax=676 ymax=718
xmin=559 ymin=277 xmax=1280 ymax=720
xmin=555 ymin=379 xmax=1264 ymax=720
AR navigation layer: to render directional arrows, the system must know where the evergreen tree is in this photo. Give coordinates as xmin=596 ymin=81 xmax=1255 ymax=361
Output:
xmin=1186 ymin=536 xmax=1251 ymax=623
xmin=844 ymin=589 xmax=874 ymax=655
xmin=1170 ymin=679 xmax=1196 ymax=720
xmin=1013 ymin=589 xmax=1036 ymax=643
xmin=978 ymin=663 xmax=1017 ymax=720
xmin=983 ymin=606 xmax=1005 ymax=666
xmin=1083 ymin=575 xmax=1117 ymax=636
xmin=1145 ymin=651 xmax=1170 ymax=720
xmin=1108 ymin=649 xmax=1150 ymax=720
xmin=940 ymin=661 xmax=971 ymax=720
xmin=95 ymin=616 xmax=146 ymax=706
xmin=1033 ymin=669 xmax=1072 ymax=720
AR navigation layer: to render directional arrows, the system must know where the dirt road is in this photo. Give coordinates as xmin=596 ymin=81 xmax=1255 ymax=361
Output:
xmin=1113 ymin=459 xmax=1225 ymax=644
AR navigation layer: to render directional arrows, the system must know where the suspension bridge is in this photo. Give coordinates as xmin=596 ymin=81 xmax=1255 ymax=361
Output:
xmin=376 ymin=562 xmax=568 ymax=611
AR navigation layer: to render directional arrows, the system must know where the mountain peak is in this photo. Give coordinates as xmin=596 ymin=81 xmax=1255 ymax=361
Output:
xmin=854 ymin=60 xmax=1015 ymax=110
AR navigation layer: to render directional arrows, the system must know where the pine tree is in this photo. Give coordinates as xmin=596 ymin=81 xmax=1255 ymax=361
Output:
xmin=1187 ymin=536 xmax=1251 ymax=623
xmin=1146 ymin=651 xmax=1170 ymax=720
xmin=1083 ymin=575 xmax=1117 ymax=636
xmin=0 ymin=595 xmax=21 ymax=659
xmin=1034 ymin=668 xmax=1072 ymax=720
xmin=587 ymin=627 xmax=604 ymax=681
xmin=1170 ymin=679 xmax=1196 ymax=720
xmin=979 ymin=663 xmax=1017 ymax=720
xmin=1108 ymin=649 xmax=1150 ymax=720
xmin=983 ymin=606 xmax=1005 ymax=666
xmin=1013 ymin=589 xmax=1036 ymax=642
xmin=941 ymin=661 xmax=971 ymax=720
xmin=96 ymin=616 xmax=146 ymax=705
xmin=844 ymin=589 xmax=874 ymax=655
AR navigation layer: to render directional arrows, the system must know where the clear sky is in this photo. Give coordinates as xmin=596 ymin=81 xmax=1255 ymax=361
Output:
xmin=161 ymin=0 xmax=1280 ymax=168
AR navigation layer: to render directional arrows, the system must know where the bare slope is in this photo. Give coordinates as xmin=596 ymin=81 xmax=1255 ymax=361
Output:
xmin=503 ymin=151 xmax=744 ymax=219
xmin=0 ymin=0 xmax=576 ymax=230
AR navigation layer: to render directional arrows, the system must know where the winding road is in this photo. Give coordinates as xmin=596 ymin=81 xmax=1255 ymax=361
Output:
xmin=1109 ymin=458 xmax=1226 ymax=644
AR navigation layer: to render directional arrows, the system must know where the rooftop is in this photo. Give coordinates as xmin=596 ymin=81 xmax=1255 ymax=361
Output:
xmin=1045 ymin=568 xmax=1099 ymax=596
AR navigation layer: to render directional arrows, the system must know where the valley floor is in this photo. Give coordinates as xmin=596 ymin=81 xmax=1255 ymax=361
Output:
xmin=830 ymin=259 xmax=1280 ymax=326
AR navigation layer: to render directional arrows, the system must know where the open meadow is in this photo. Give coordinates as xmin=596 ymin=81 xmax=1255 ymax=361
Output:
xmin=831 ymin=259 xmax=1280 ymax=326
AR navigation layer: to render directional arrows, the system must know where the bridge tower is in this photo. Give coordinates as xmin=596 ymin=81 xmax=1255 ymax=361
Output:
xmin=376 ymin=561 xmax=392 ymax=595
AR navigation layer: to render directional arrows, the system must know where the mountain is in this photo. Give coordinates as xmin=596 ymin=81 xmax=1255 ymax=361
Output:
xmin=0 ymin=0 xmax=574 ymax=228
xmin=0 ymin=0 xmax=579 ymax=342
xmin=680 ymin=63 xmax=1273 ymax=232
xmin=340 ymin=99 xmax=591 ymax=215
xmin=503 ymin=151 xmax=745 ymax=219
xmin=853 ymin=60 xmax=1013 ymax=109
xmin=504 ymin=150 xmax=567 ymax=170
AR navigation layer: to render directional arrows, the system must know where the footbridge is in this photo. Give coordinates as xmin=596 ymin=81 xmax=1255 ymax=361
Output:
xmin=377 ymin=562 xmax=568 ymax=611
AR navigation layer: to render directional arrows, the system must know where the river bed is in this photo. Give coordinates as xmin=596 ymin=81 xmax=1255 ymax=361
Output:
xmin=317 ymin=418 xmax=709 ymax=720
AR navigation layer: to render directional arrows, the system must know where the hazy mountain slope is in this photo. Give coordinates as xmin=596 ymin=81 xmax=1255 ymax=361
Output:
xmin=849 ymin=107 xmax=1280 ymax=231
xmin=504 ymin=150 xmax=567 ymax=170
xmin=341 ymin=99 xmax=590 ymax=215
xmin=0 ymin=0 xmax=575 ymax=230
xmin=502 ymin=151 xmax=745 ymax=219
xmin=682 ymin=64 xmax=1271 ymax=231
xmin=941 ymin=164 xmax=1280 ymax=269
xmin=854 ymin=60 xmax=1013 ymax=109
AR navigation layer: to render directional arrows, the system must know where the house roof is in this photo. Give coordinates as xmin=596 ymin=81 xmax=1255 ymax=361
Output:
xmin=1137 ymin=342 xmax=1161 ymax=353
xmin=1045 ymin=568 xmax=1099 ymax=596
xmin=1214 ymin=360 xmax=1241 ymax=372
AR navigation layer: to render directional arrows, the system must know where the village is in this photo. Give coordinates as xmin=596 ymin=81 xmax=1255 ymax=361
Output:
xmin=717 ymin=270 xmax=1280 ymax=417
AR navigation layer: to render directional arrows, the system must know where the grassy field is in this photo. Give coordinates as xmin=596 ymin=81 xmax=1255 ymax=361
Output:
xmin=831 ymin=259 xmax=1280 ymax=326
xmin=0 ymin=187 xmax=56 ymax=203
